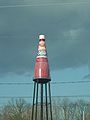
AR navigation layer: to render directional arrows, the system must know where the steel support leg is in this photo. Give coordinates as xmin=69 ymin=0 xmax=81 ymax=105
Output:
xmin=41 ymin=83 xmax=43 ymax=120
xmin=32 ymin=81 xmax=53 ymax=120
xmin=35 ymin=82 xmax=38 ymax=120
xmin=48 ymin=82 xmax=53 ymax=120
xmin=45 ymin=83 xmax=48 ymax=120
xmin=31 ymin=82 xmax=36 ymax=120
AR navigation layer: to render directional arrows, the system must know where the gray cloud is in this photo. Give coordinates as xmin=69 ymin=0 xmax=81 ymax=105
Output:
xmin=82 ymin=74 xmax=90 ymax=80
xmin=0 ymin=0 xmax=90 ymax=74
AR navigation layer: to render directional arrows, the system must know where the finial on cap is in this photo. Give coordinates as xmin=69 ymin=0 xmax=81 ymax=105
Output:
xmin=39 ymin=35 xmax=45 ymax=40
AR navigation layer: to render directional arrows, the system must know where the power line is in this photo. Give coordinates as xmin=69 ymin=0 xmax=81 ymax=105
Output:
xmin=0 ymin=80 xmax=90 ymax=85
xmin=0 ymin=96 xmax=32 ymax=99
xmin=0 ymin=2 xmax=90 ymax=8
xmin=52 ymin=80 xmax=90 ymax=84
xmin=0 ymin=95 xmax=90 ymax=99
xmin=0 ymin=82 xmax=33 ymax=85
xmin=52 ymin=95 xmax=90 ymax=98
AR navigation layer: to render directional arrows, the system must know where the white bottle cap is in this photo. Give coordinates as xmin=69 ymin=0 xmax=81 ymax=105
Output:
xmin=39 ymin=35 xmax=45 ymax=40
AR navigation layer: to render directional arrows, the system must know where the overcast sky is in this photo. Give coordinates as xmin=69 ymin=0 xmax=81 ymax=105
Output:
xmin=0 ymin=0 xmax=90 ymax=103
xmin=0 ymin=0 xmax=90 ymax=74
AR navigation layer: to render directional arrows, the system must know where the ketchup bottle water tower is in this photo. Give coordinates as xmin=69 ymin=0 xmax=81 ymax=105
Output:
xmin=32 ymin=35 xmax=53 ymax=120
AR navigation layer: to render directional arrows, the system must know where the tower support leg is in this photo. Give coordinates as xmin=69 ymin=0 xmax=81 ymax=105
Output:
xmin=41 ymin=83 xmax=43 ymax=120
xmin=45 ymin=83 xmax=48 ymax=120
xmin=32 ymin=81 xmax=53 ymax=120
xmin=48 ymin=82 xmax=53 ymax=120
xmin=35 ymin=82 xmax=38 ymax=120
xmin=31 ymin=82 xmax=36 ymax=120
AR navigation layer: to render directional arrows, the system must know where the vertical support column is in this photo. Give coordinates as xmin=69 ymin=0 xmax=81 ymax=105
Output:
xmin=35 ymin=82 xmax=39 ymax=120
xmin=31 ymin=82 xmax=36 ymax=120
xmin=41 ymin=83 xmax=43 ymax=120
xmin=45 ymin=83 xmax=48 ymax=120
xmin=32 ymin=80 xmax=52 ymax=120
xmin=48 ymin=82 xmax=53 ymax=120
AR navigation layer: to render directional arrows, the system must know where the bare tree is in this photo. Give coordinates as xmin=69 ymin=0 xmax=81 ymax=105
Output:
xmin=86 ymin=103 xmax=90 ymax=120
xmin=1 ymin=99 xmax=31 ymax=120
xmin=0 ymin=98 xmax=90 ymax=120
xmin=52 ymin=98 xmax=61 ymax=120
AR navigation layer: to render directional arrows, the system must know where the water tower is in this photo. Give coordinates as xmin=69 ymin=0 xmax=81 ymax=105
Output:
xmin=31 ymin=35 xmax=53 ymax=120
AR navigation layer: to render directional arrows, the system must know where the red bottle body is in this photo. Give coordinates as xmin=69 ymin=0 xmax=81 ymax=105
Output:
xmin=34 ymin=57 xmax=50 ymax=79
xmin=34 ymin=35 xmax=50 ymax=80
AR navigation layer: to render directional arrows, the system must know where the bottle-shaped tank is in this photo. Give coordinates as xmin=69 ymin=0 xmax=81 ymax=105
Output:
xmin=34 ymin=35 xmax=50 ymax=82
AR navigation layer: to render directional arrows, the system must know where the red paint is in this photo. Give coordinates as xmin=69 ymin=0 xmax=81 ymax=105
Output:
xmin=34 ymin=57 xmax=50 ymax=79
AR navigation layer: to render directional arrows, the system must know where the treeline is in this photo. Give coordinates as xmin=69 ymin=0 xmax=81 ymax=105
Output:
xmin=0 ymin=98 xmax=90 ymax=120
